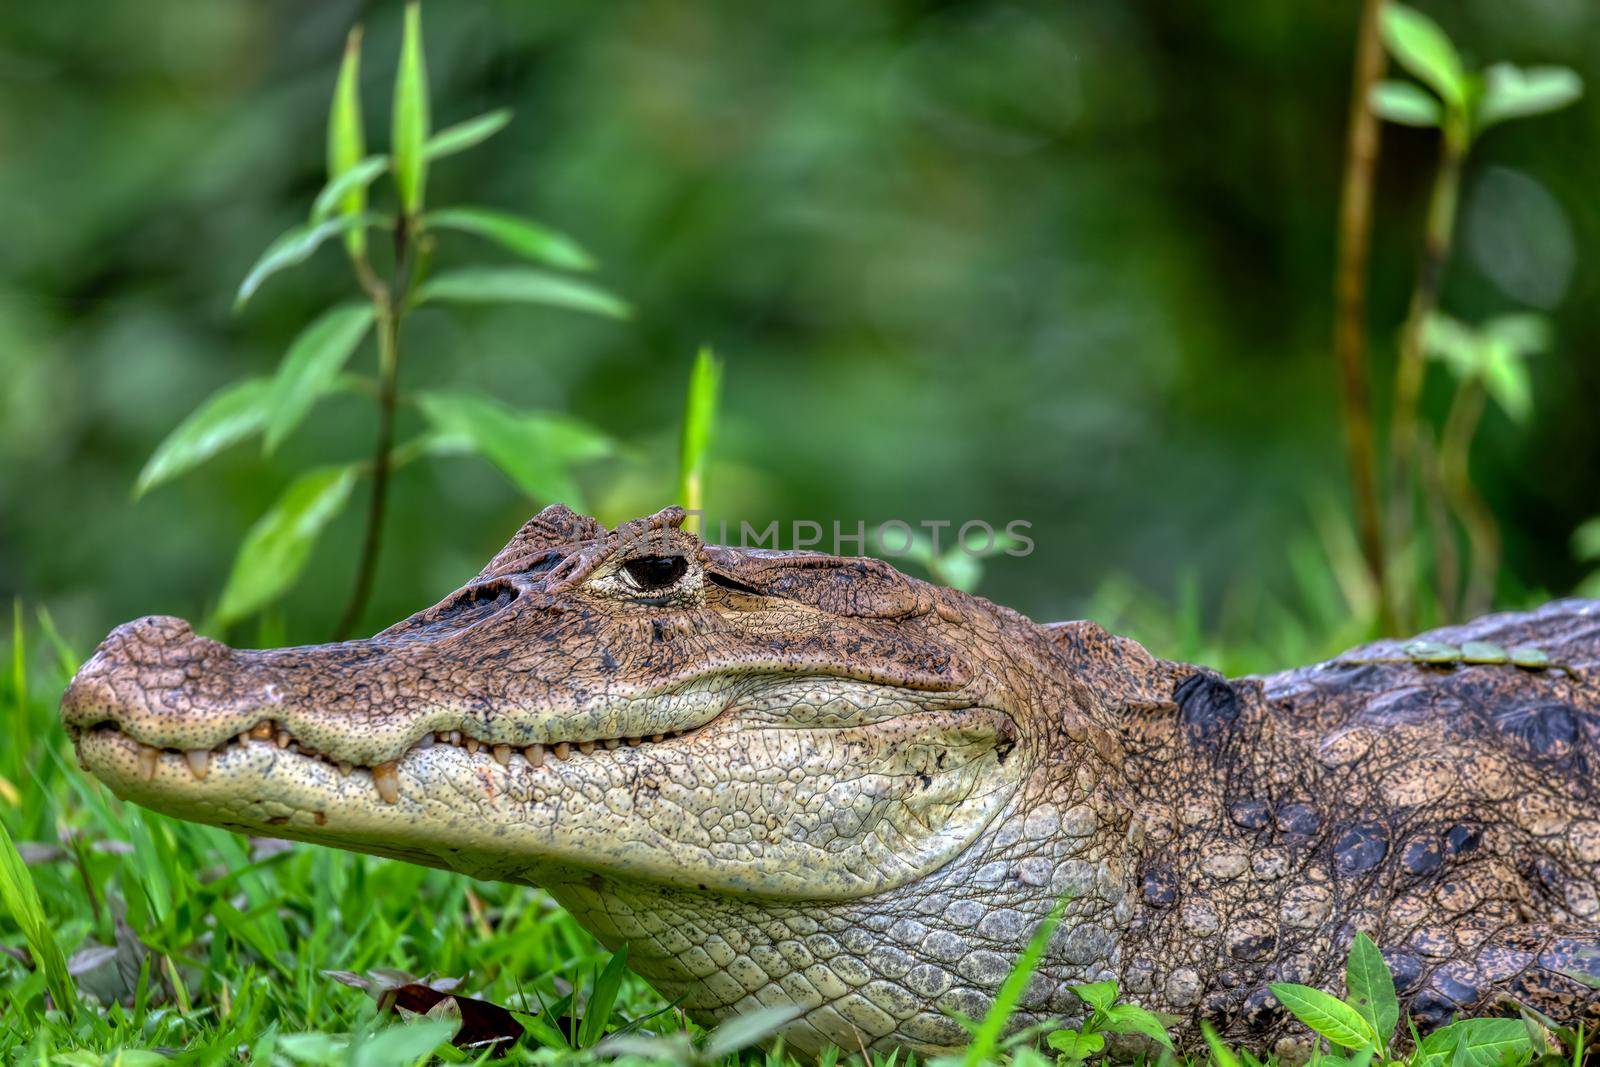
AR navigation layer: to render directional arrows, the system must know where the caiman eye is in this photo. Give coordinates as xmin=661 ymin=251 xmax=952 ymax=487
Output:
xmin=621 ymin=555 xmax=688 ymax=591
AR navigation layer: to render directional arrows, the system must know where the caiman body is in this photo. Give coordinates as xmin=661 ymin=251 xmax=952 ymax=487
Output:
xmin=61 ymin=506 xmax=1600 ymax=1057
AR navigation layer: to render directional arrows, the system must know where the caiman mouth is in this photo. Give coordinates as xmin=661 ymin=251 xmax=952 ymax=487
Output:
xmin=73 ymin=711 xmax=712 ymax=808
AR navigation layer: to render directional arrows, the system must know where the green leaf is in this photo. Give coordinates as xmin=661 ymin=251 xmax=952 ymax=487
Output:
xmin=1572 ymin=517 xmax=1600 ymax=562
xmin=1268 ymin=983 xmax=1379 ymax=1051
xmin=236 ymin=213 xmax=383 ymax=308
xmin=1482 ymin=343 xmax=1532 ymax=422
xmin=1417 ymin=1018 xmax=1534 ymax=1067
xmin=677 ymin=346 xmax=722 ymax=523
xmin=391 ymin=0 xmax=430 ymax=214
xmin=1482 ymin=313 xmax=1551 ymax=356
xmin=577 ymin=946 xmax=628 ymax=1048
xmin=1380 ymin=4 xmax=1466 ymax=110
xmin=1479 ymin=64 xmax=1583 ymax=129
xmin=135 ymin=377 xmax=273 ymax=497
xmin=413 ymin=266 xmax=629 ymax=319
xmin=312 ymin=155 xmax=389 ymax=224
xmin=416 ymin=390 xmax=615 ymax=508
xmin=1045 ymin=1030 xmax=1104 ymax=1060
xmin=0 ymin=820 xmax=77 ymax=1019
xmin=215 ymin=465 xmax=360 ymax=626
xmin=1067 ymin=980 xmax=1119 ymax=1014
xmin=1201 ymin=1021 xmax=1241 ymax=1067
xmin=424 ymin=108 xmax=513 ymax=162
xmin=424 ymin=206 xmax=595 ymax=271
xmin=1344 ymin=933 xmax=1399 ymax=1046
xmin=352 ymin=1018 xmax=458 ymax=1067
xmin=263 ymin=304 xmax=375 ymax=453
xmin=1102 ymin=1003 xmax=1175 ymax=1050
xmin=1369 ymin=80 xmax=1442 ymax=127
xmin=327 ymin=24 xmax=368 ymax=255
xmin=1423 ymin=312 xmax=1479 ymax=378
xmin=701 ymin=1005 xmax=808 ymax=1061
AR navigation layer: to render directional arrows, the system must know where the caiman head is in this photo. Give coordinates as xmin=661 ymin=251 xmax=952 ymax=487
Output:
xmin=62 ymin=505 xmax=1164 ymax=1054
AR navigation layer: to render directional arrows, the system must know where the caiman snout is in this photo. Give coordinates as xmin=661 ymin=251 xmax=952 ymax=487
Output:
xmin=61 ymin=614 xmax=267 ymax=755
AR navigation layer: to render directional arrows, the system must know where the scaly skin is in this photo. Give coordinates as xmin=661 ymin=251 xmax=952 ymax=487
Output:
xmin=60 ymin=505 xmax=1600 ymax=1057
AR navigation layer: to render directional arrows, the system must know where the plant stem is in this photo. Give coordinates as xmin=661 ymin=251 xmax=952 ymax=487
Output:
xmin=333 ymin=222 xmax=415 ymax=640
xmin=1332 ymin=0 xmax=1390 ymax=633
xmin=1418 ymin=432 xmax=1459 ymax=623
xmin=1384 ymin=119 xmax=1467 ymax=631
xmin=1438 ymin=379 xmax=1496 ymax=619
xmin=334 ymin=303 xmax=399 ymax=640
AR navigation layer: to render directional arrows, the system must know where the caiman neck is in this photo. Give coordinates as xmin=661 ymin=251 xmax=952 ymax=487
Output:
xmin=547 ymin=775 xmax=1138 ymax=1057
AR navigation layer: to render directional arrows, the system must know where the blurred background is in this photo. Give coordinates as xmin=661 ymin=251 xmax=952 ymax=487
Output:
xmin=2 ymin=0 xmax=1598 ymax=672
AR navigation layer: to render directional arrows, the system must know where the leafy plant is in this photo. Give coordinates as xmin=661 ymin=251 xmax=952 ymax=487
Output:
xmin=1267 ymin=931 xmax=1542 ymax=1067
xmin=1044 ymin=979 xmax=1173 ymax=1066
xmin=904 ymin=527 xmax=1023 ymax=594
xmin=133 ymin=2 xmax=628 ymax=637
xmin=1417 ymin=313 xmax=1550 ymax=619
xmin=1349 ymin=2 xmax=1582 ymax=631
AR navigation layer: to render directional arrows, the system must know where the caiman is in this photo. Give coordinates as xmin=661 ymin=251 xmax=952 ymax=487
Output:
xmin=60 ymin=505 xmax=1600 ymax=1057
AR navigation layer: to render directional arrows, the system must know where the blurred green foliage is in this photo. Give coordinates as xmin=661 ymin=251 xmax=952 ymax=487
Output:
xmin=3 ymin=1 xmax=1599 ymax=670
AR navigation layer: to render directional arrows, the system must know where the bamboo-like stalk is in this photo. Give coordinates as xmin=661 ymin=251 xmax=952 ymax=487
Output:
xmin=1384 ymin=119 xmax=1467 ymax=631
xmin=1438 ymin=379 xmax=1497 ymax=618
xmin=334 ymin=218 xmax=417 ymax=640
xmin=1332 ymin=0 xmax=1391 ymax=633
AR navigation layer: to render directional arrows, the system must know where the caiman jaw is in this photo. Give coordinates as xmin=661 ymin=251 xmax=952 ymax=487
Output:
xmin=62 ymin=611 xmax=1019 ymax=898
xmin=72 ymin=712 xmax=710 ymax=805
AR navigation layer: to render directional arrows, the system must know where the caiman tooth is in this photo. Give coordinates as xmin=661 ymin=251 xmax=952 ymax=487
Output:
xmin=603 ymin=738 xmax=621 ymax=750
xmin=337 ymin=761 xmax=353 ymax=777
xmin=250 ymin=721 xmax=274 ymax=740
xmin=464 ymin=737 xmax=481 ymax=755
xmin=276 ymin=729 xmax=293 ymax=749
xmin=524 ymin=744 xmax=545 ymax=767
xmin=446 ymin=730 xmax=462 ymax=746
xmin=492 ymin=744 xmax=512 ymax=766
xmin=551 ymin=742 xmax=571 ymax=761
xmin=236 ymin=731 xmax=250 ymax=745
xmin=185 ymin=749 xmax=211 ymax=780
xmin=650 ymin=734 xmax=665 ymax=743
xmin=416 ymin=732 xmax=435 ymax=749
xmin=372 ymin=761 xmax=400 ymax=804
xmin=136 ymin=744 xmax=159 ymax=781
xmin=577 ymin=741 xmax=596 ymax=755
xmin=625 ymin=736 xmax=642 ymax=747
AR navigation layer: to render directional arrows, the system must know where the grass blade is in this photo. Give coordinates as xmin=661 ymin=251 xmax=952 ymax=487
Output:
xmin=577 ymin=946 xmax=628 ymax=1047
xmin=964 ymin=896 xmax=1069 ymax=1066
xmin=0 ymin=819 xmax=77 ymax=1019
xmin=677 ymin=346 xmax=721 ymax=527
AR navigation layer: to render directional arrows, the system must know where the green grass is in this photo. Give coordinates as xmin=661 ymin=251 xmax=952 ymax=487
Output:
xmin=0 ymin=608 xmax=1588 ymax=1066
